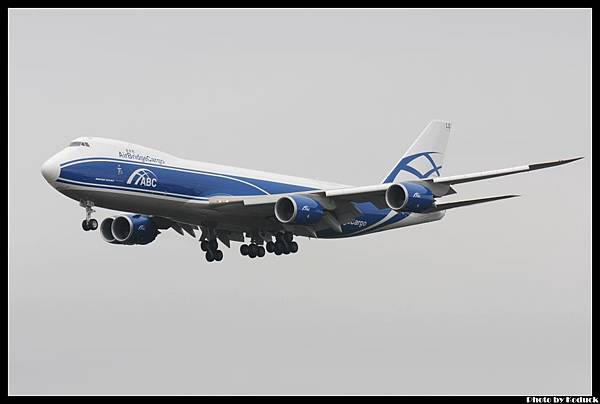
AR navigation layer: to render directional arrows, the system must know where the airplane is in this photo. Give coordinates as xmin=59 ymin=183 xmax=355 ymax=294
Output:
xmin=40 ymin=120 xmax=582 ymax=263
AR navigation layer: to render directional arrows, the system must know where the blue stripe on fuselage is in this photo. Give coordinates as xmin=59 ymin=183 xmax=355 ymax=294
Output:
xmin=58 ymin=158 xmax=317 ymax=199
xmin=55 ymin=177 xmax=206 ymax=201
xmin=58 ymin=157 xmax=410 ymax=238
xmin=60 ymin=157 xmax=317 ymax=193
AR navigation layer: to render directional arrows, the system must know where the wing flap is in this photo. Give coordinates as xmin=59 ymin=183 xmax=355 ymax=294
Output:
xmin=151 ymin=216 xmax=199 ymax=238
xmin=324 ymin=184 xmax=389 ymax=209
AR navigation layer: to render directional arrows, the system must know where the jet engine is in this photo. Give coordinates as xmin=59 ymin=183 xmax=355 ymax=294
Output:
xmin=100 ymin=214 xmax=159 ymax=245
xmin=274 ymin=195 xmax=324 ymax=225
xmin=100 ymin=217 xmax=121 ymax=244
xmin=385 ymin=182 xmax=435 ymax=213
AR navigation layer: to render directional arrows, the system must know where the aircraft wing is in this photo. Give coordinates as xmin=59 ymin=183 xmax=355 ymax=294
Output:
xmin=202 ymin=182 xmax=449 ymax=235
xmin=426 ymin=157 xmax=582 ymax=186
xmin=201 ymin=156 xmax=582 ymax=235
xmin=205 ymin=186 xmax=390 ymax=234
xmin=207 ymin=184 xmax=392 ymax=211
xmin=423 ymin=194 xmax=519 ymax=212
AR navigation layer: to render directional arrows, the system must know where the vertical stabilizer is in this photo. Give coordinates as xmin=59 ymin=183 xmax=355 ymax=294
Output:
xmin=382 ymin=120 xmax=451 ymax=183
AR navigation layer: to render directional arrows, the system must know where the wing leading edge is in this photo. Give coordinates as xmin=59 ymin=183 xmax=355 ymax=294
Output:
xmin=427 ymin=157 xmax=583 ymax=187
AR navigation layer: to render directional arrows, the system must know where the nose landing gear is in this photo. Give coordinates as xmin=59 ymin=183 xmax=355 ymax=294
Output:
xmin=82 ymin=219 xmax=98 ymax=231
xmin=80 ymin=200 xmax=98 ymax=231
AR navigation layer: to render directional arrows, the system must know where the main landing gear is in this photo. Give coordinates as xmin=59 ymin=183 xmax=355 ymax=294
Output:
xmin=200 ymin=238 xmax=223 ymax=263
xmin=200 ymin=231 xmax=299 ymax=262
xmin=241 ymin=232 xmax=298 ymax=258
xmin=80 ymin=200 xmax=98 ymax=231
xmin=239 ymin=242 xmax=266 ymax=259
xmin=267 ymin=232 xmax=298 ymax=256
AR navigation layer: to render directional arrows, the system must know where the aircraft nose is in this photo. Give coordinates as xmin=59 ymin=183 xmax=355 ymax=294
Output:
xmin=41 ymin=156 xmax=60 ymax=183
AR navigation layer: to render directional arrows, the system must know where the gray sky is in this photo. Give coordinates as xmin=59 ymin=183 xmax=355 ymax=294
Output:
xmin=9 ymin=9 xmax=591 ymax=395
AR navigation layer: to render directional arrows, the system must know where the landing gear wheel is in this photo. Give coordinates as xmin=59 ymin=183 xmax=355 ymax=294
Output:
xmin=249 ymin=244 xmax=259 ymax=257
xmin=248 ymin=249 xmax=257 ymax=258
xmin=208 ymin=239 xmax=218 ymax=251
xmin=214 ymin=250 xmax=223 ymax=261
xmin=257 ymin=246 xmax=265 ymax=257
xmin=266 ymin=241 xmax=274 ymax=253
xmin=240 ymin=244 xmax=249 ymax=256
xmin=274 ymin=242 xmax=283 ymax=255
xmin=289 ymin=241 xmax=298 ymax=253
xmin=283 ymin=245 xmax=290 ymax=255
xmin=80 ymin=201 xmax=96 ymax=231
xmin=200 ymin=240 xmax=208 ymax=251
xmin=205 ymin=250 xmax=215 ymax=262
xmin=284 ymin=232 xmax=293 ymax=243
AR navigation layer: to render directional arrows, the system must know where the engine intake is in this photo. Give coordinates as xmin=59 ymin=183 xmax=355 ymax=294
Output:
xmin=274 ymin=195 xmax=324 ymax=225
xmin=101 ymin=214 xmax=159 ymax=245
xmin=100 ymin=217 xmax=122 ymax=244
xmin=385 ymin=183 xmax=435 ymax=213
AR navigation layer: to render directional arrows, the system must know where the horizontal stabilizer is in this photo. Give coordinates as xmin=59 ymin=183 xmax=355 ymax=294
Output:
xmin=425 ymin=194 xmax=519 ymax=212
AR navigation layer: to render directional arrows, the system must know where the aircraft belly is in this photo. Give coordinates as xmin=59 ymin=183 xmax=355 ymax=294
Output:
xmin=316 ymin=211 xmax=445 ymax=239
xmin=60 ymin=185 xmax=281 ymax=231
xmin=60 ymin=187 xmax=199 ymax=220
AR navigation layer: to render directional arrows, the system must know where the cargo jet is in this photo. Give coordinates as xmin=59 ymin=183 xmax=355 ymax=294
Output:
xmin=41 ymin=120 xmax=581 ymax=262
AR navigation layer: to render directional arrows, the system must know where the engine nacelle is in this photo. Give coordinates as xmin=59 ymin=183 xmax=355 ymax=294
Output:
xmin=102 ymin=214 xmax=158 ymax=245
xmin=100 ymin=217 xmax=122 ymax=244
xmin=385 ymin=182 xmax=435 ymax=213
xmin=274 ymin=195 xmax=324 ymax=225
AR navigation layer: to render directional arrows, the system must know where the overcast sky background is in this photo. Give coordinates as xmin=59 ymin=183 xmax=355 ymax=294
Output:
xmin=9 ymin=10 xmax=591 ymax=395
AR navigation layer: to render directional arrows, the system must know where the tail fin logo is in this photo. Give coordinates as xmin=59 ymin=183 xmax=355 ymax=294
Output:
xmin=383 ymin=151 xmax=442 ymax=183
xmin=127 ymin=168 xmax=158 ymax=188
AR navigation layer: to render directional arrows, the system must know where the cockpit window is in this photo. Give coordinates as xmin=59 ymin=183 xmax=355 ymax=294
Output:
xmin=68 ymin=141 xmax=90 ymax=147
